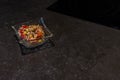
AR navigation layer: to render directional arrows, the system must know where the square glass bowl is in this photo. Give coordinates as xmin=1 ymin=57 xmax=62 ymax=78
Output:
xmin=12 ymin=17 xmax=53 ymax=48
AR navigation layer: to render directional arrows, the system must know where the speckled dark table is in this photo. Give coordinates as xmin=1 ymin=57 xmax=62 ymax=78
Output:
xmin=0 ymin=0 xmax=120 ymax=80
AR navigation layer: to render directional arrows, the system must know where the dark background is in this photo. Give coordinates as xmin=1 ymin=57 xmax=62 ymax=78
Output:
xmin=48 ymin=0 xmax=120 ymax=29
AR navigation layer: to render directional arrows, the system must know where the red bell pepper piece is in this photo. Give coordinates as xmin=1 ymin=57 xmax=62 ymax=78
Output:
xmin=22 ymin=25 xmax=28 ymax=28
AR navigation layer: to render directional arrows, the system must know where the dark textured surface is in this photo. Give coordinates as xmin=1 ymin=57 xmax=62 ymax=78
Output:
xmin=0 ymin=0 xmax=120 ymax=80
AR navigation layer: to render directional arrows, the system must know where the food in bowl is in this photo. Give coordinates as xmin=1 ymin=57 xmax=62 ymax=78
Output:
xmin=18 ymin=24 xmax=45 ymax=43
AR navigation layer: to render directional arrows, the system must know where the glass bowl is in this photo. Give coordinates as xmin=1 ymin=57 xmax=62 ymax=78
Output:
xmin=12 ymin=17 xmax=53 ymax=48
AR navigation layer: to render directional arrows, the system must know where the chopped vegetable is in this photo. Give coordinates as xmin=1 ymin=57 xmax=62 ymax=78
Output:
xmin=18 ymin=24 xmax=44 ymax=43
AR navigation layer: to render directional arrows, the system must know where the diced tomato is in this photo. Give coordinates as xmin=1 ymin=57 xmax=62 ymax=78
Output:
xmin=19 ymin=29 xmax=23 ymax=33
xmin=21 ymin=33 xmax=25 ymax=39
xmin=37 ymin=32 xmax=43 ymax=38
xmin=22 ymin=25 xmax=29 ymax=29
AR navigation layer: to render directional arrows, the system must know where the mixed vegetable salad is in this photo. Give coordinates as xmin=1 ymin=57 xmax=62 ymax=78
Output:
xmin=18 ymin=24 xmax=45 ymax=43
